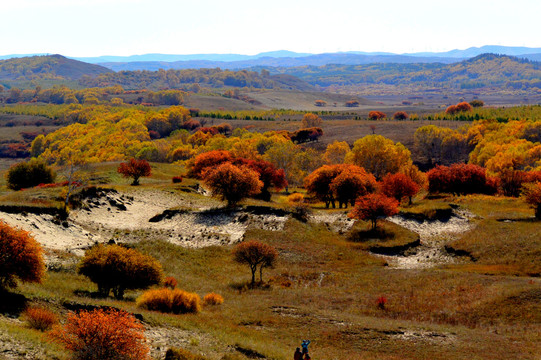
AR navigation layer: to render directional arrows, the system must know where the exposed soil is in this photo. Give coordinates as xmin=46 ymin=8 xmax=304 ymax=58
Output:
xmin=381 ymin=208 xmax=475 ymax=269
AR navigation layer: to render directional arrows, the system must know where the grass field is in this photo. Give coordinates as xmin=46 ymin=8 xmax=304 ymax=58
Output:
xmin=0 ymin=165 xmax=540 ymax=360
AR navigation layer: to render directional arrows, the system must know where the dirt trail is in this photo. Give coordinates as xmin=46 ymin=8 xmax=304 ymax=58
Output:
xmin=381 ymin=208 xmax=474 ymax=269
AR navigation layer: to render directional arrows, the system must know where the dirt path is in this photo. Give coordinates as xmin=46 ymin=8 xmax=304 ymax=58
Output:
xmin=381 ymin=208 xmax=474 ymax=269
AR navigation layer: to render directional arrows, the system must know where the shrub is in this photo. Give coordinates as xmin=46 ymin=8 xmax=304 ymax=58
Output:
xmin=233 ymin=241 xmax=278 ymax=287
xmin=348 ymin=194 xmax=399 ymax=230
xmin=117 ymin=158 xmax=151 ymax=186
xmin=48 ymin=308 xmax=150 ymax=360
xmin=0 ymin=222 xmax=45 ymax=290
xmin=165 ymin=347 xmax=209 ymax=360
xmin=6 ymin=159 xmax=55 ymax=190
xmin=203 ymin=292 xmax=224 ymax=306
xmin=287 ymin=193 xmax=305 ymax=207
xmin=172 ymin=176 xmax=183 ymax=184
xmin=78 ymin=244 xmax=163 ymax=299
xmin=301 ymin=113 xmax=322 ymax=128
xmin=376 ymin=296 xmax=388 ymax=310
xmin=137 ymin=288 xmax=201 ymax=314
xmin=23 ymin=306 xmax=58 ymax=331
xmin=164 ymin=276 xmax=178 ymax=289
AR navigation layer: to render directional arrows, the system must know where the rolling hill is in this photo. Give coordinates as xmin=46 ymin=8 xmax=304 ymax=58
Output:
xmin=271 ymin=54 xmax=541 ymax=89
xmin=0 ymin=54 xmax=112 ymax=82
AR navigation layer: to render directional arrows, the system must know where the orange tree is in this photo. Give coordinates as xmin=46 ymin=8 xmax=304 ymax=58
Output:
xmin=49 ymin=308 xmax=150 ymax=360
xmin=202 ymin=162 xmax=263 ymax=206
xmin=522 ymin=181 xmax=541 ymax=219
xmin=348 ymin=194 xmax=399 ymax=230
xmin=117 ymin=158 xmax=151 ymax=185
xmin=78 ymin=244 xmax=163 ymax=299
xmin=233 ymin=240 xmax=278 ymax=287
xmin=0 ymin=222 xmax=45 ymax=290
xmin=381 ymin=173 xmax=420 ymax=204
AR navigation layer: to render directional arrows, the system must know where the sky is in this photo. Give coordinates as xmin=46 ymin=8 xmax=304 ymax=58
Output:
xmin=2 ymin=0 xmax=541 ymax=57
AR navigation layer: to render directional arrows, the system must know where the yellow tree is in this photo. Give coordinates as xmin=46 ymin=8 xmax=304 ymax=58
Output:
xmin=346 ymin=135 xmax=412 ymax=180
xmin=324 ymin=141 xmax=350 ymax=165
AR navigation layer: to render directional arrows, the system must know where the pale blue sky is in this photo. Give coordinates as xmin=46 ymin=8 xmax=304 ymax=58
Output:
xmin=2 ymin=0 xmax=540 ymax=56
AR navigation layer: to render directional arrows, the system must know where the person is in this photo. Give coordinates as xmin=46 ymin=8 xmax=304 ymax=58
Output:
xmin=303 ymin=354 xmax=311 ymax=360
xmin=301 ymin=340 xmax=311 ymax=354
xmin=294 ymin=347 xmax=302 ymax=360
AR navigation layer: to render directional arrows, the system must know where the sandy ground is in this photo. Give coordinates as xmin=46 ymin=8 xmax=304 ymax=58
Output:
xmin=0 ymin=189 xmax=290 ymax=258
xmin=382 ymin=208 xmax=475 ymax=269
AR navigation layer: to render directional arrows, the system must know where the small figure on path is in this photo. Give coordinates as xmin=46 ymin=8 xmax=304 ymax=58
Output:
xmin=301 ymin=340 xmax=311 ymax=355
xmin=303 ymin=354 xmax=311 ymax=360
xmin=294 ymin=347 xmax=302 ymax=360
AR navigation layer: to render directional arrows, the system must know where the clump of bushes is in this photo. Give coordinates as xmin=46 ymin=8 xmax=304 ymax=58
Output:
xmin=137 ymin=288 xmax=201 ymax=314
xmin=6 ymin=159 xmax=55 ymax=190
xmin=0 ymin=221 xmax=45 ymax=290
xmin=427 ymin=164 xmax=498 ymax=195
xmin=203 ymin=292 xmax=224 ymax=306
xmin=78 ymin=244 xmax=163 ymax=299
xmin=172 ymin=176 xmax=183 ymax=184
xmin=49 ymin=308 xmax=150 ymax=360
xmin=23 ymin=306 xmax=58 ymax=331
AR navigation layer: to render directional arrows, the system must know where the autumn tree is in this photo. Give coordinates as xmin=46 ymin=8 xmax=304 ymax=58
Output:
xmin=314 ymin=100 xmax=326 ymax=107
xmin=78 ymin=244 xmax=163 ymax=299
xmin=324 ymin=141 xmax=350 ymax=165
xmin=427 ymin=163 xmax=496 ymax=195
xmin=522 ymin=181 xmax=541 ymax=219
xmin=304 ymin=164 xmax=376 ymax=208
xmin=348 ymin=194 xmax=399 ymax=230
xmin=189 ymin=150 xmax=233 ymax=178
xmin=381 ymin=173 xmax=420 ymax=204
xmin=469 ymin=100 xmax=484 ymax=108
xmin=233 ymin=241 xmax=278 ymax=287
xmin=301 ymin=113 xmax=322 ymax=128
xmin=368 ymin=111 xmax=386 ymax=120
xmin=202 ymin=162 xmax=263 ymax=206
xmin=346 ymin=135 xmax=412 ymax=180
xmin=118 ymin=158 xmax=152 ymax=185
xmin=330 ymin=167 xmax=377 ymax=208
xmin=346 ymin=100 xmax=360 ymax=107
xmin=0 ymin=222 xmax=45 ymax=290
xmin=49 ymin=309 xmax=150 ymax=360
xmin=393 ymin=111 xmax=409 ymax=120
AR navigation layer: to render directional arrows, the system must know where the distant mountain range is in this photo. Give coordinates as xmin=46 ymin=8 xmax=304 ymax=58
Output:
xmin=1 ymin=46 xmax=541 ymax=71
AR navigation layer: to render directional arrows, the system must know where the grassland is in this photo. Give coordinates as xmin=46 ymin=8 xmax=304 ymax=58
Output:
xmin=0 ymin=163 xmax=540 ymax=360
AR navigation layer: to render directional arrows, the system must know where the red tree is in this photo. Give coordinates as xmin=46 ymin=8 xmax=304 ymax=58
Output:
xmin=118 ymin=158 xmax=151 ymax=185
xmin=189 ymin=150 xmax=233 ymax=178
xmin=202 ymin=162 xmax=263 ymax=206
xmin=330 ymin=166 xmax=377 ymax=208
xmin=233 ymin=241 xmax=278 ymax=286
xmin=348 ymin=194 xmax=399 ymax=230
xmin=522 ymin=181 xmax=541 ymax=219
xmin=381 ymin=173 xmax=420 ymax=204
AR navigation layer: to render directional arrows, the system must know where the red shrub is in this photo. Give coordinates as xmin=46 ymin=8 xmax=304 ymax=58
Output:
xmin=427 ymin=164 xmax=493 ymax=195
xmin=393 ymin=111 xmax=409 ymax=120
xmin=24 ymin=306 xmax=58 ymax=331
xmin=172 ymin=176 xmax=183 ymax=184
xmin=203 ymin=292 xmax=224 ymax=305
xmin=381 ymin=173 xmax=420 ymax=204
xmin=164 ymin=276 xmax=178 ymax=289
xmin=368 ymin=111 xmax=387 ymax=120
xmin=49 ymin=309 xmax=150 ymax=360
xmin=376 ymin=296 xmax=388 ymax=310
